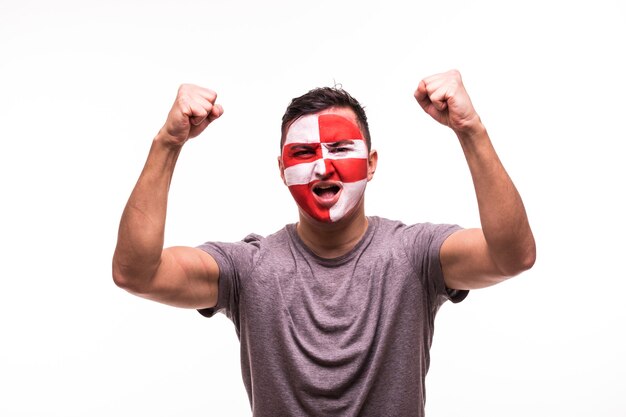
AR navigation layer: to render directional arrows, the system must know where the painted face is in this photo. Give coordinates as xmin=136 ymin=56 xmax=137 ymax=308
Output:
xmin=281 ymin=113 xmax=369 ymax=223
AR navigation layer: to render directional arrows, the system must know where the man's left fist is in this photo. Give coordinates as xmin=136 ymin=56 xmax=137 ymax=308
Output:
xmin=414 ymin=69 xmax=482 ymax=135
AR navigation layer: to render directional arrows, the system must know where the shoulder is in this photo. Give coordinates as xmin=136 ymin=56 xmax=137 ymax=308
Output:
xmin=197 ymin=225 xmax=293 ymax=264
xmin=371 ymin=216 xmax=460 ymax=241
xmin=369 ymin=216 xmax=406 ymax=237
xmin=369 ymin=217 xmax=462 ymax=265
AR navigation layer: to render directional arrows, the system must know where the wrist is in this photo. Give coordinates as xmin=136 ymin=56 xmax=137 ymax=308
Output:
xmin=154 ymin=129 xmax=186 ymax=152
xmin=454 ymin=119 xmax=487 ymax=143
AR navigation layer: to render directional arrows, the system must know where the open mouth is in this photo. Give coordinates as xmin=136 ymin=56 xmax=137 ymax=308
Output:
xmin=311 ymin=182 xmax=342 ymax=207
xmin=313 ymin=183 xmax=341 ymax=198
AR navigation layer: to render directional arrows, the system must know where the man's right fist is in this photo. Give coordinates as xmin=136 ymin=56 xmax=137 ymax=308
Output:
xmin=159 ymin=84 xmax=223 ymax=146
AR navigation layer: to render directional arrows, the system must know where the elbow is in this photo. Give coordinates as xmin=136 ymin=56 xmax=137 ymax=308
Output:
xmin=500 ymin=242 xmax=537 ymax=278
xmin=111 ymin=245 xmax=162 ymax=294
xmin=112 ymin=262 xmax=134 ymax=291
xmin=513 ymin=253 xmax=536 ymax=276
xmin=520 ymin=237 xmax=537 ymax=272
xmin=522 ymin=246 xmax=537 ymax=271
xmin=112 ymin=258 xmax=153 ymax=294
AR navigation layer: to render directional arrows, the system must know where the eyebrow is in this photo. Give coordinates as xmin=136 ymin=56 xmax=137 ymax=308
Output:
xmin=288 ymin=144 xmax=317 ymax=150
xmin=325 ymin=140 xmax=355 ymax=148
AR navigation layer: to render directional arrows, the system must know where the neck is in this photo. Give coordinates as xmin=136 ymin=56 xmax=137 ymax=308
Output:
xmin=296 ymin=199 xmax=369 ymax=259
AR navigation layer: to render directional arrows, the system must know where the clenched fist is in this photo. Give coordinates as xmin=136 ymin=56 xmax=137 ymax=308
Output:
xmin=159 ymin=84 xmax=224 ymax=146
xmin=415 ymin=70 xmax=482 ymax=135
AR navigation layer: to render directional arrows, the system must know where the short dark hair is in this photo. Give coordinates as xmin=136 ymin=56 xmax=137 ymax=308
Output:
xmin=280 ymin=87 xmax=371 ymax=151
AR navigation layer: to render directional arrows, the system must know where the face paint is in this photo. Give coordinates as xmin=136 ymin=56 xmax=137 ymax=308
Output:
xmin=282 ymin=113 xmax=369 ymax=223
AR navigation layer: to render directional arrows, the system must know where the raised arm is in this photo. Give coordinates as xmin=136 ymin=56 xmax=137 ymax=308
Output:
xmin=414 ymin=70 xmax=536 ymax=290
xmin=112 ymin=84 xmax=224 ymax=308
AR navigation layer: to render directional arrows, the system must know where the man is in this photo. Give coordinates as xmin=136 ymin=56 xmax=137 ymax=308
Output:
xmin=113 ymin=70 xmax=535 ymax=416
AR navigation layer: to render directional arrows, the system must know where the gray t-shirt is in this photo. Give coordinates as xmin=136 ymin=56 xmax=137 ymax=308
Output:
xmin=198 ymin=216 xmax=467 ymax=417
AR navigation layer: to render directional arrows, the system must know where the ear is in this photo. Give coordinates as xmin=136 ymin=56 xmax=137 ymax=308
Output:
xmin=277 ymin=155 xmax=287 ymax=186
xmin=367 ymin=149 xmax=378 ymax=181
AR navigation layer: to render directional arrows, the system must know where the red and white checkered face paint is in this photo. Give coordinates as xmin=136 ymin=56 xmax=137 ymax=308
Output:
xmin=282 ymin=113 xmax=369 ymax=223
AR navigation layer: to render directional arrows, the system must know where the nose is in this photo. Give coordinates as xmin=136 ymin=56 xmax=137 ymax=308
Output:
xmin=312 ymin=157 xmax=327 ymax=179
xmin=313 ymin=158 xmax=336 ymax=180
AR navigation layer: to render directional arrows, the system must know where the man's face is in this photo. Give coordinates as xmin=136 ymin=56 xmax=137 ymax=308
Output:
xmin=280 ymin=109 xmax=371 ymax=223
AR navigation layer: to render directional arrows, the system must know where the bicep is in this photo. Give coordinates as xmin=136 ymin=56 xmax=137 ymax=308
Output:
xmin=440 ymin=228 xmax=508 ymax=290
xmin=136 ymin=246 xmax=220 ymax=309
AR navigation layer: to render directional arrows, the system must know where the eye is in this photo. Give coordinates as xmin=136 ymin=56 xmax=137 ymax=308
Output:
xmin=293 ymin=149 xmax=315 ymax=157
xmin=329 ymin=146 xmax=353 ymax=154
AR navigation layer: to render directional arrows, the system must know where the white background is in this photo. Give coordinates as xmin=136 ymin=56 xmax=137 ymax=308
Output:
xmin=1 ymin=0 xmax=625 ymax=416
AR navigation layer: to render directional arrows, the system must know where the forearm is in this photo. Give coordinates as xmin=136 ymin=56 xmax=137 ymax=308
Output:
xmin=113 ymin=133 xmax=182 ymax=288
xmin=457 ymin=125 xmax=536 ymax=275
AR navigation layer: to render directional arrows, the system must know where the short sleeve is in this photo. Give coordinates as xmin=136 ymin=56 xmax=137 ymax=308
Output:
xmin=196 ymin=234 xmax=262 ymax=331
xmin=403 ymin=223 xmax=469 ymax=310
